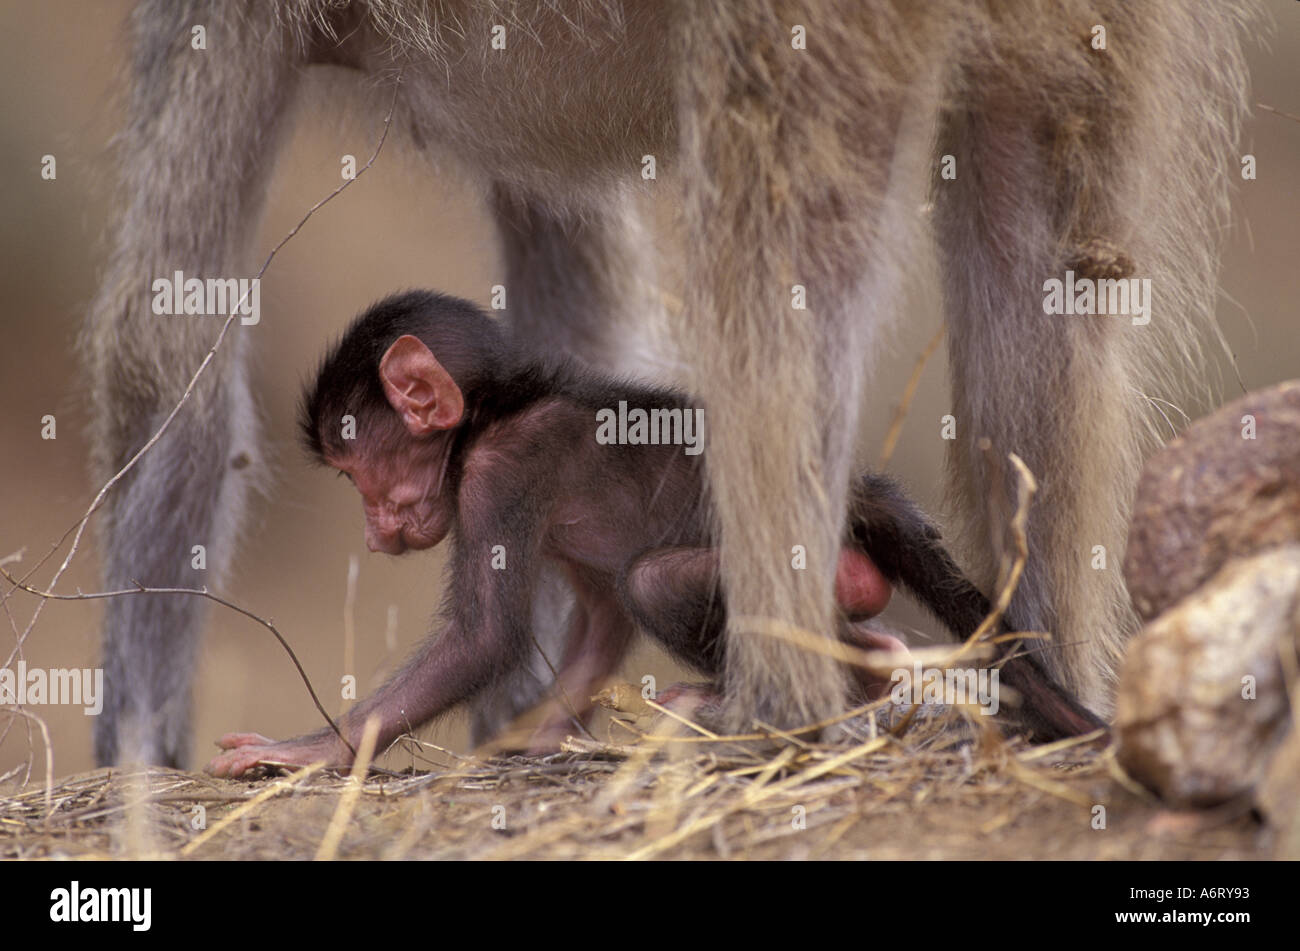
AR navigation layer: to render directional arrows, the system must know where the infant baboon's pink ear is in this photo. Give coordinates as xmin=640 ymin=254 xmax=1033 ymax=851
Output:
xmin=380 ymin=335 xmax=465 ymax=434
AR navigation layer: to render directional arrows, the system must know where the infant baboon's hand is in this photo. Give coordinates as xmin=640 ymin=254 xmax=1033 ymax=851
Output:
xmin=206 ymin=732 xmax=344 ymax=778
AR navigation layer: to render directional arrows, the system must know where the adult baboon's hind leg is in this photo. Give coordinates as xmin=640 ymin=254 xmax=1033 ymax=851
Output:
xmin=934 ymin=3 xmax=1252 ymax=714
xmin=87 ymin=1 xmax=304 ymax=766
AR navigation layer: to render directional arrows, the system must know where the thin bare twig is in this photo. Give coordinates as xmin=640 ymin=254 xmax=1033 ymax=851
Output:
xmin=949 ymin=452 xmax=1037 ymax=663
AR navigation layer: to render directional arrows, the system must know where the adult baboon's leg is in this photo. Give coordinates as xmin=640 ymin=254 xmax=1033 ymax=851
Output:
xmin=671 ymin=5 xmax=938 ymax=733
xmin=935 ymin=3 xmax=1252 ymax=714
xmin=87 ymin=1 xmax=303 ymax=765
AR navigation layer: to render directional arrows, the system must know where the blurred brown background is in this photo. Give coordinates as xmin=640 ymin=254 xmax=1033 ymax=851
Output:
xmin=1 ymin=1 xmax=1297 ymax=778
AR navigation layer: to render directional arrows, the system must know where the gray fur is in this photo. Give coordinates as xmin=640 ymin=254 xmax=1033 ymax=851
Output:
xmin=87 ymin=0 xmax=1255 ymax=763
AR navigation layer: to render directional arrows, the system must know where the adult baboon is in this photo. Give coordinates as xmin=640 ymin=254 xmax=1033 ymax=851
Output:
xmin=86 ymin=0 xmax=1253 ymax=766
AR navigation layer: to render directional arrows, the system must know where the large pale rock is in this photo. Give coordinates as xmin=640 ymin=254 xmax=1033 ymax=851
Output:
xmin=1115 ymin=547 xmax=1300 ymax=807
xmin=1124 ymin=380 xmax=1300 ymax=621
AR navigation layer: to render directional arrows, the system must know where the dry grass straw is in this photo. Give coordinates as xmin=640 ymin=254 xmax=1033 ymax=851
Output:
xmin=7 ymin=701 xmax=1253 ymax=860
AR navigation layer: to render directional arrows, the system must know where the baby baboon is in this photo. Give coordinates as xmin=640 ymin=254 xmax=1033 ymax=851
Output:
xmin=86 ymin=1 xmax=1253 ymax=765
xmin=207 ymin=290 xmax=1100 ymax=778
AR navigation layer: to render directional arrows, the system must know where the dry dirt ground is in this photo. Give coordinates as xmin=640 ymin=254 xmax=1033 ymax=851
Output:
xmin=0 ymin=706 xmax=1270 ymax=861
